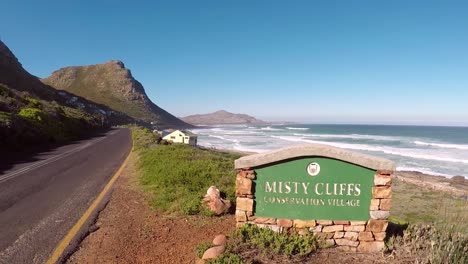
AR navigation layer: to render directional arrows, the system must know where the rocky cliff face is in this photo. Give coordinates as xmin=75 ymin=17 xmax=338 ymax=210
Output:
xmin=42 ymin=61 xmax=190 ymax=129
xmin=182 ymin=110 xmax=268 ymax=126
xmin=0 ymin=41 xmax=52 ymax=99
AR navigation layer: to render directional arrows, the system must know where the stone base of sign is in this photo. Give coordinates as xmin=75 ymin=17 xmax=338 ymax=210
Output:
xmin=235 ymin=168 xmax=393 ymax=253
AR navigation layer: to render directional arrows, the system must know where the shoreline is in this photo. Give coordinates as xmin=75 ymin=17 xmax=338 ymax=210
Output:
xmin=199 ymin=146 xmax=468 ymax=197
xmin=191 ymin=124 xmax=468 ymax=179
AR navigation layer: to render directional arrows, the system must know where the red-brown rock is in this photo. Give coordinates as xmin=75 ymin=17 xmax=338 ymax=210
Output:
xmin=202 ymin=245 xmax=226 ymax=260
xmin=213 ymin=235 xmax=227 ymax=246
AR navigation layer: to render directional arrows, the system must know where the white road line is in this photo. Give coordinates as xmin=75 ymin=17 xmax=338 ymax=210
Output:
xmin=0 ymin=132 xmax=114 ymax=184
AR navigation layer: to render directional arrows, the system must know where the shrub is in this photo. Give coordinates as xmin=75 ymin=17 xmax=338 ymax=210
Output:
xmin=25 ymin=96 xmax=41 ymax=107
xmin=229 ymin=224 xmax=319 ymax=257
xmin=207 ymin=253 xmax=246 ymax=264
xmin=387 ymin=223 xmax=468 ymax=264
xmin=131 ymin=126 xmax=159 ymax=151
xmin=18 ymin=107 xmax=47 ymax=122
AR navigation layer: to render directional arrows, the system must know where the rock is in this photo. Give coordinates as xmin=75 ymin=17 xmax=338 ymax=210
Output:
xmin=366 ymin=220 xmax=388 ymax=232
xmin=236 ymin=176 xmax=252 ymax=195
xmin=213 ymin=235 xmax=227 ymax=246
xmin=344 ymin=231 xmax=359 ymax=241
xmin=277 ymin=219 xmax=293 ymax=227
xmin=313 ymin=225 xmax=323 ymax=232
xmin=358 ymin=241 xmax=385 ymax=252
xmin=370 ymin=210 xmax=390 ymax=220
xmin=372 ymin=186 xmax=392 ymax=199
xmin=214 ymin=199 xmax=232 ymax=215
xmin=374 ymin=174 xmax=392 ymax=186
xmin=293 ymin=219 xmax=316 ymax=228
xmin=235 ymin=210 xmax=247 ymax=222
xmin=317 ymin=220 xmax=333 ymax=225
xmin=333 ymin=220 xmax=350 ymax=225
xmin=337 ymin=246 xmax=358 ymax=252
xmin=334 ymin=231 xmax=345 ymax=239
xmin=268 ymin=225 xmax=282 ymax=233
xmin=358 ymin=231 xmax=374 ymax=241
xmin=252 ymin=217 xmax=276 ymax=224
xmin=202 ymin=186 xmax=231 ymax=215
xmin=379 ymin=199 xmax=392 ymax=210
xmin=202 ymin=245 xmax=226 ymax=260
xmin=373 ymin=232 xmax=386 ymax=241
xmin=236 ymin=197 xmax=253 ymax=211
xmin=322 ymin=225 xmax=344 ymax=233
xmin=350 ymin=221 xmax=367 ymax=225
xmin=370 ymin=199 xmax=380 ymax=210
xmin=335 ymin=239 xmax=359 ymax=247
xmin=206 ymin=186 xmax=221 ymax=199
xmin=316 ymin=232 xmax=335 ymax=239
xmin=325 ymin=239 xmax=336 ymax=246
xmin=377 ymin=170 xmax=393 ymax=175
xmin=344 ymin=225 xmax=365 ymax=232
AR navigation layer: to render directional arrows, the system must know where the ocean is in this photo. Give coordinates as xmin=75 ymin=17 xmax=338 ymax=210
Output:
xmin=192 ymin=124 xmax=468 ymax=178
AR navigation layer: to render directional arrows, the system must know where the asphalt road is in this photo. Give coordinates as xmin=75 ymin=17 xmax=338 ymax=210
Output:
xmin=0 ymin=128 xmax=132 ymax=264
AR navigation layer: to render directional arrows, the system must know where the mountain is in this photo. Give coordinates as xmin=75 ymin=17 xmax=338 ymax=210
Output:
xmin=182 ymin=110 xmax=269 ymax=125
xmin=42 ymin=61 xmax=190 ymax=129
xmin=0 ymin=40 xmax=135 ymax=149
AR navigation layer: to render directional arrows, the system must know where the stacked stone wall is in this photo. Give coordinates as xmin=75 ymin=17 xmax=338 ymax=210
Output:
xmin=235 ymin=168 xmax=393 ymax=253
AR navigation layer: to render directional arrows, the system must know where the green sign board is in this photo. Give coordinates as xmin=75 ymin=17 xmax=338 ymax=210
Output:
xmin=254 ymin=157 xmax=375 ymax=221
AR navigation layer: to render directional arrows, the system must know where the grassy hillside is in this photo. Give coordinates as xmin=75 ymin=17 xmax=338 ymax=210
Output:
xmin=42 ymin=61 xmax=190 ymax=129
xmin=131 ymin=126 xmax=240 ymax=215
xmin=0 ymin=83 xmax=103 ymax=149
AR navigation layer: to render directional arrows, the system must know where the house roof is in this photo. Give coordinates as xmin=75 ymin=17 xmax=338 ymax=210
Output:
xmin=181 ymin=130 xmax=197 ymax=137
xmin=163 ymin=129 xmax=197 ymax=138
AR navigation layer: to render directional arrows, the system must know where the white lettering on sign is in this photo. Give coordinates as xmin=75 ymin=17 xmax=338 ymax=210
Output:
xmin=264 ymin=181 xmax=361 ymax=197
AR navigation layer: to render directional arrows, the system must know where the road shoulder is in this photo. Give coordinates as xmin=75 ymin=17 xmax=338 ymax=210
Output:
xmin=66 ymin=152 xmax=235 ymax=264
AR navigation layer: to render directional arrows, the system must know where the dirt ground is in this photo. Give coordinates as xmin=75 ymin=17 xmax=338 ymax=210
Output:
xmin=66 ymin=153 xmax=235 ymax=264
xmin=66 ymin=153 xmax=466 ymax=264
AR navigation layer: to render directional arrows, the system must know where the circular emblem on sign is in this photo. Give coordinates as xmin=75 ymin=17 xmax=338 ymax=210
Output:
xmin=307 ymin=162 xmax=320 ymax=176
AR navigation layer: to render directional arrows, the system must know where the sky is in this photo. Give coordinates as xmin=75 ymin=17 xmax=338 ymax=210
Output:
xmin=1 ymin=0 xmax=468 ymax=125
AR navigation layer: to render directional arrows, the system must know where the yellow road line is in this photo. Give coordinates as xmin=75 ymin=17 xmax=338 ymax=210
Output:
xmin=46 ymin=147 xmax=133 ymax=264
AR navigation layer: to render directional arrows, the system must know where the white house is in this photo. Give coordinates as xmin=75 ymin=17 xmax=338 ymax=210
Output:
xmin=162 ymin=130 xmax=197 ymax=146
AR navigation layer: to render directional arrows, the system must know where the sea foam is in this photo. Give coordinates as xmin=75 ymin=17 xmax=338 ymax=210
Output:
xmin=414 ymin=141 xmax=468 ymax=150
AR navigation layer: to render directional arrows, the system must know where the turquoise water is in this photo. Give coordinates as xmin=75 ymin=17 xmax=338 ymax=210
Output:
xmin=193 ymin=124 xmax=468 ymax=178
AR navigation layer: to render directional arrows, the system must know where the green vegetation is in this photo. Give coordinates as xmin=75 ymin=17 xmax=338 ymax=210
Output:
xmin=132 ymin=126 xmax=240 ymax=215
xmin=387 ymin=224 xmax=467 ymax=264
xmin=386 ymin=178 xmax=468 ymax=263
xmin=0 ymin=83 xmax=103 ymax=149
xmin=391 ymin=178 xmax=468 ymax=232
xmin=232 ymin=224 xmax=319 ymax=256
xmin=207 ymin=253 xmax=246 ymax=264
xmin=18 ymin=107 xmax=47 ymax=122
xmin=201 ymin=224 xmax=320 ymax=264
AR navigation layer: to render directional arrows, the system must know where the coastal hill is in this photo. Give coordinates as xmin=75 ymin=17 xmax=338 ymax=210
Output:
xmin=42 ymin=61 xmax=190 ymax=129
xmin=182 ymin=110 xmax=268 ymax=125
xmin=0 ymin=40 xmax=134 ymax=149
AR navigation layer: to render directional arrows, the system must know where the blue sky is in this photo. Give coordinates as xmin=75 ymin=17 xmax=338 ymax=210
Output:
xmin=1 ymin=1 xmax=468 ymax=125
